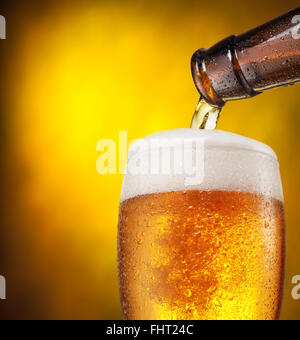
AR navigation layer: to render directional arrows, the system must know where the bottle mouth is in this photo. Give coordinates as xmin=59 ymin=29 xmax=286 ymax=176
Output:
xmin=191 ymin=49 xmax=225 ymax=108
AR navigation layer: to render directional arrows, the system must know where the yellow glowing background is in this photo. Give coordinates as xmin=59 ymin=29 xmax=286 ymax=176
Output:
xmin=0 ymin=0 xmax=299 ymax=319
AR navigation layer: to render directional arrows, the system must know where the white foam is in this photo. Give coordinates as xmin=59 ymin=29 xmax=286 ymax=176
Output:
xmin=121 ymin=129 xmax=283 ymax=202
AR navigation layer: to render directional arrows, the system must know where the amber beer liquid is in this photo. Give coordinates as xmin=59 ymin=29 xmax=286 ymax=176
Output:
xmin=118 ymin=129 xmax=285 ymax=320
xmin=119 ymin=191 xmax=284 ymax=320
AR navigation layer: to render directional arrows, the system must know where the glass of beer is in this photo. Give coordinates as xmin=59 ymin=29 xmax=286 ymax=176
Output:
xmin=118 ymin=129 xmax=285 ymax=320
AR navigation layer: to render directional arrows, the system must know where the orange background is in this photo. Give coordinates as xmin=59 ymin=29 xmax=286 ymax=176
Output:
xmin=0 ymin=0 xmax=299 ymax=319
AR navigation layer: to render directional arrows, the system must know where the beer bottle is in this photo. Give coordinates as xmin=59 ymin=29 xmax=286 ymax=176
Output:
xmin=191 ymin=7 xmax=300 ymax=108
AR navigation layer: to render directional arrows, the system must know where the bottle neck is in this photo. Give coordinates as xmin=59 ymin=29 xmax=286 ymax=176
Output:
xmin=191 ymin=7 xmax=300 ymax=108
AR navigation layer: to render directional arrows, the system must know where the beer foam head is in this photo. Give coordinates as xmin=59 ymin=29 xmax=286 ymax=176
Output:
xmin=121 ymin=129 xmax=283 ymax=202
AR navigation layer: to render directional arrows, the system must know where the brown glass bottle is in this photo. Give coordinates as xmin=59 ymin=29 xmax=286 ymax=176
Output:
xmin=191 ymin=7 xmax=300 ymax=108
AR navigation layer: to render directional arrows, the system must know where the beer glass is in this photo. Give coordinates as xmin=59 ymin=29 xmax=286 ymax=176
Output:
xmin=118 ymin=129 xmax=285 ymax=320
